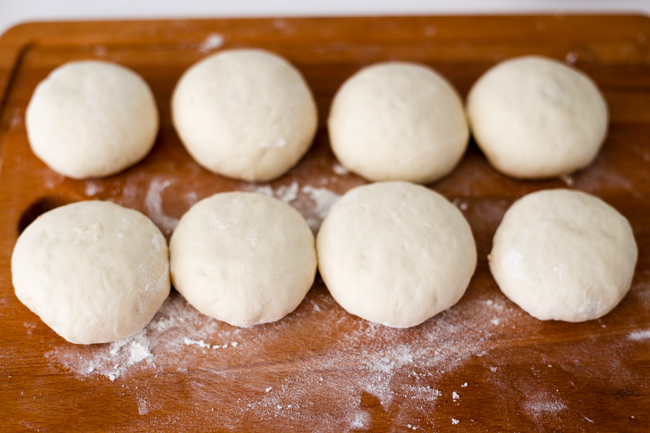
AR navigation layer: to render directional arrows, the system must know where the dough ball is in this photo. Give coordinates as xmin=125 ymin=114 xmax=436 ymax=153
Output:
xmin=12 ymin=201 xmax=170 ymax=344
xmin=317 ymin=181 xmax=477 ymax=327
xmin=328 ymin=62 xmax=469 ymax=184
xmin=171 ymin=49 xmax=318 ymax=182
xmin=169 ymin=192 xmax=317 ymax=326
xmin=466 ymin=55 xmax=608 ymax=179
xmin=489 ymin=189 xmax=637 ymax=322
xmin=26 ymin=60 xmax=159 ymax=179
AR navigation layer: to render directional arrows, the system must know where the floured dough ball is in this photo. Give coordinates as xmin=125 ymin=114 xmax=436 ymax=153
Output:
xmin=317 ymin=181 xmax=476 ymax=327
xmin=489 ymin=189 xmax=637 ymax=322
xmin=170 ymin=192 xmax=317 ymax=326
xmin=26 ymin=60 xmax=159 ymax=179
xmin=171 ymin=49 xmax=318 ymax=182
xmin=328 ymin=62 xmax=469 ymax=184
xmin=466 ymin=55 xmax=608 ymax=179
xmin=12 ymin=201 xmax=170 ymax=344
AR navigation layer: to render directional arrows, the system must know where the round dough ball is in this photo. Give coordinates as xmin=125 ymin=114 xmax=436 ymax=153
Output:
xmin=12 ymin=201 xmax=170 ymax=344
xmin=466 ymin=55 xmax=608 ymax=179
xmin=489 ymin=189 xmax=637 ymax=322
xmin=317 ymin=181 xmax=477 ymax=327
xmin=169 ymin=192 xmax=317 ymax=326
xmin=328 ymin=62 xmax=469 ymax=184
xmin=171 ymin=49 xmax=318 ymax=182
xmin=26 ymin=60 xmax=159 ymax=179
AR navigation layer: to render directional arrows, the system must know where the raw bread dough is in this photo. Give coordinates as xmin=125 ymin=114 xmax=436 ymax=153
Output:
xmin=12 ymin=201 xmax=170 ymax=344
xmin=466 ymin=55 xmax=608 ymax=179
xmin=489 ymin=189 xmax=637 ymax=322
xmin=171 ymin=49 xmax=318 ymax=182
xmin=169 ymin=192 xmax=317 ymax=326
xmin=316 ymin=181 xmax=477 ymax=327
xmin=26 ymin=60 xmax=159 ymax=179
xmin=327 ymin=62 xmax=469 ymax=184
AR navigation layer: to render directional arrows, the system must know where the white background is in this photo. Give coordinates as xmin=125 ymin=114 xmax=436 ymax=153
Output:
xmin=1 ymin=0 xmax=649 ymax=37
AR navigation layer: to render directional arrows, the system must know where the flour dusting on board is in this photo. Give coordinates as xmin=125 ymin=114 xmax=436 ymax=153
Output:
xmin=84 ymin=180 xmax=104 ymax=196
xmin=628 ymin=329 xmax=650 ymax=340
xmin=243 ymin=181 xmax=341 ymax=231
xmin=198 ymin=33 xmax=224 ymax=52
xmin=46 ymin=289 xmax=528 ymax=430
xmin=50 ymin=331 xmax=153 ymax=381
xmin=244 ymin=181 xmax=300 ymax=204
xmin=145 ymin=178 xmax=179 ymax=234
xmin=300 ymin=185 xmax=340 ymax=230
xmin=524 ymin=391 xmax=568 ymax=421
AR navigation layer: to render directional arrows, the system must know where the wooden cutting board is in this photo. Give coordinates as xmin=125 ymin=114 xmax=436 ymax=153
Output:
xmin=1 ymin=15 xmax=649 ymax=432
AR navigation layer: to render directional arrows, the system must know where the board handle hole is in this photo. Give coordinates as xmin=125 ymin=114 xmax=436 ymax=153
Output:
xmin=17 ymin=196 xmax=73 ymax=235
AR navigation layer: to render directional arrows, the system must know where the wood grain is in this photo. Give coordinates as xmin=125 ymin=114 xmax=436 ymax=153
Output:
xmin=0 ymin=15 xmax=649 ymax=432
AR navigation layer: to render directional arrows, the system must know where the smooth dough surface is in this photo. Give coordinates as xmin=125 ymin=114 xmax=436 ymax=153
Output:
xmin=12 ymin=201 xmax=170 ymax=344
xmin=466 ymin=55 xmax=608 ymax=179
xmin=26 ymin=60 xmax=159 ymax=179
xmin=317 ymin=181 xmax=477 ymax=327
xmin=172 ymin=49 xmax=318 ymax=182
xmin=489 ymin=189 xmax=637 ymax=322
xmin=170 ymin=192 xmax=317 ymax=326
xmin=328 ymin=62 xmax=469 ymax=184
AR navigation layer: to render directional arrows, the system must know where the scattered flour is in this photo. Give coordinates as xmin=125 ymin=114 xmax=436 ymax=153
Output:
xmin=452 ymin=198 xmax=469 ymax=211
xmin=248 ymin=184 xmax=274 ymax=197
xmin=627 ymin=329 xmax=650 ymax=340
xmin=138 ymin=397 xmax=150 ymax=415
xmin=275 ymin=182 xmax=299 ymax=203
xmin=51 ymin=330 xmax=153 ymax=382
xmin=198 ymin=33 xmax=224 ymax=52
xmin=525 ymin=396 xmax=568 ymax=419
xmin=244 ymin=181 xmax=298 ymax=203
xmin=43 ymin=172 xmax=64 ymax=190
xmin=145 ymin=178 xmax=179 ymax=234
xmin=45 ymin=289 xmax=529 ymax=430
xmin=565 ymin=51 xmax=579 ymax=65
xmin=244 ymin=228 xmax=260 ymax=246
xmin=184 ymin=338 xmax=211 ymax=349
xmin=332 ymin=162 xmax=349 ymax=175
xmin=243 ymin=182 xmax=340 ymax=231
xmin=349 ymin=412 xmax=369 ymax=429
xmin=185 ymin=191 xmax=199 ymax=206
xmin=300 ymin=185 xmax=341 ymax=231
xmin=84 ymin=181 xmax=104 ymax=196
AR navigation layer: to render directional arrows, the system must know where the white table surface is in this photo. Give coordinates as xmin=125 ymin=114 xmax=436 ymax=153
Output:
xmin=1 ymin=0 xmax=649 ymax=38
